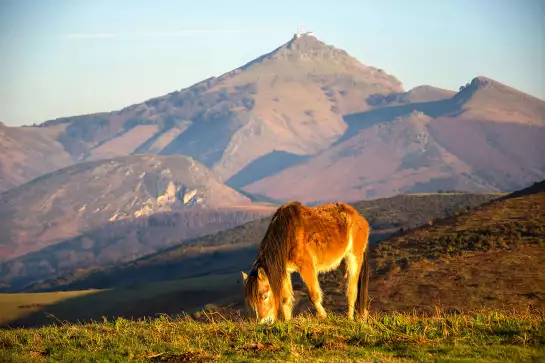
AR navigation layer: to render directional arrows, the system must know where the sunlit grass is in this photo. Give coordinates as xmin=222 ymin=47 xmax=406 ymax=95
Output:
xmin=1 ymin=309 xmax=543 ymax=362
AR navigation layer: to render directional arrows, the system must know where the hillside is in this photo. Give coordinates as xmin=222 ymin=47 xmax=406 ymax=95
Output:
xmin=373 ymin=180 xmax=545 ymax=272
xmin=0 ymin=154 xmax=252 ymax=262
xmin=0 ymin=123 xmax=73 ymax=192
xmin=244 ymin=77 xmax=545 ymax=202
xmin=29 ymin=192 xmax=500 ymax=291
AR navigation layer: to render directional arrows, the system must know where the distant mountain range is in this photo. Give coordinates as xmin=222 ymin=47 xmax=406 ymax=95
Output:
xmin=2 ymin=33 xmax=542 ymax=201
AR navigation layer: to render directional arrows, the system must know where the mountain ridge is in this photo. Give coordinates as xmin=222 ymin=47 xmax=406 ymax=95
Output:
xmin=244 ymin=75 xmax=545 ymax=202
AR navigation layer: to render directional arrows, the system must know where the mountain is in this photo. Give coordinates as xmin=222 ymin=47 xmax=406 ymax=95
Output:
xmin=1 ymin=35 xmax=543 ymax=203
xmin=244 ymin=77 xmax=545 ymax=202
xmin=453 ymin=76 xmax=545 ymax=125
xmin=4 ymin=33 xmax=402 ymax=191
xmin=0 ymin=122 xmax=73 ymax=192
xmin=0 ymin=154 xmax=253 ymax=262
xmin=26 ymin=192 xmax=501 ymax=292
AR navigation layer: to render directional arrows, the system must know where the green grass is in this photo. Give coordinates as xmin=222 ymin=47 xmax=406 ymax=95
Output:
xmin=1 ymin=310 xmax=543 ymax=362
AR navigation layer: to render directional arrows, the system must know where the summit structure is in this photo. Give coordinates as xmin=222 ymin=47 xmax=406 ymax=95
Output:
xmin=295 ymin=24 xmax=317 ymax=39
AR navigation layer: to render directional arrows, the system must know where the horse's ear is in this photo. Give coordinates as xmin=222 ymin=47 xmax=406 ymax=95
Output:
xmin=241 ymin=271 xmax=248 ymax=282
xmin=257 ymin=267 xmax=266 ymax=281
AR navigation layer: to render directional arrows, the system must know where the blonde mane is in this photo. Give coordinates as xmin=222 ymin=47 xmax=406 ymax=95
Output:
xmin=245 ymin=202 xmax=301 ymax=313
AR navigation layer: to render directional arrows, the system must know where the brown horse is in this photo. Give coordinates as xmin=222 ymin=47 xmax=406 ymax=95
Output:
xmin=241 ymin=201 xmax=371 ymax=324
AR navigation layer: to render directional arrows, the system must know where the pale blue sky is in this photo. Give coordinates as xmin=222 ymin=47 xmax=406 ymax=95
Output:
xmin=0 ymin=0 xmax=543 ymax=126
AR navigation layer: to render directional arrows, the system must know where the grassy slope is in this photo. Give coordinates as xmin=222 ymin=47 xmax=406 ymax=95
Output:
xmin=372 ymin=186 xmax=545 ymax=272
xmin=370 ymin=245 xmax=545 ymax=312
xmin=1 ymin=311 xmax=543 ymax=362
xmin=365 ymin=181 xmax=545 ymax=312
xmin=215 ymin=182 xmax=545 ymax=316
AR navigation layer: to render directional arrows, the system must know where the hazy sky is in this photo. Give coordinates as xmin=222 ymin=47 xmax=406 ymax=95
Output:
xmin=0 ymin=0 xmax=543 ymax=126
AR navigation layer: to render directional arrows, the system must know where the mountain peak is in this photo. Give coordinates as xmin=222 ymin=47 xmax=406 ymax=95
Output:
xmin=453 ymin=76 xmax=505 ymax=102
xmin=257 ymin=31 xmax=356 ymax=64
xmin=455 ymin=75 xmax=537 ymax=101
xmin=470 ymin=76 xmax=498 ymax=89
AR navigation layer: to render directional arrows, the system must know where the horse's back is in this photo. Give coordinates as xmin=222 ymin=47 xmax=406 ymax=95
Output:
xmin=275 ymin=200 xmax=369 ymax=244
xmin=308 ymin=202 xmax=370 ymax=248
xmin=306 ymin=202 xmax=367 ymax=225
xmin=298 ymin=202 xmax=369 ymax=244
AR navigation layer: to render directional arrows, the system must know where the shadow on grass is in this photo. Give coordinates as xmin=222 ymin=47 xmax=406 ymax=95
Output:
xmin=2 ymin=275 xmax=243 ymax=328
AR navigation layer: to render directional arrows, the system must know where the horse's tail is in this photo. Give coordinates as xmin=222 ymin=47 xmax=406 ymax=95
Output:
xmin=355 ymin=223 xmax=370 ymax=319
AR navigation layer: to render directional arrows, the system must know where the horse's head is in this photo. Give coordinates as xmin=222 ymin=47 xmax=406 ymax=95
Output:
xmin=241 ymin=267 xmax=278 ymax=324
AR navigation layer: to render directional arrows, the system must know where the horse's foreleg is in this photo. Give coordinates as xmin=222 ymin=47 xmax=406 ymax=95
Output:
xmin=299 ymin=265 xmax=327 ymax=319
xmin=345 ymin=252 xmax=363 ymax=321
xmin=280 ymin=273 xmax=295 ymax=321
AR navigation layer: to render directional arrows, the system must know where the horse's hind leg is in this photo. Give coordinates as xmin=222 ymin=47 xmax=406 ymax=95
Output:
xmin=281 ymin=273 xmax=295 ymax=321
xmin=345 ymin=252 xmax=363 ymax=320
xmin=299 ymin=264 xmax=327 ymax=319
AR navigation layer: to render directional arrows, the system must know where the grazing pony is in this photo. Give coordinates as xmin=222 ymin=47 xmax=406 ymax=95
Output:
xmin=241 ymin=201 xmax=371 ymax=323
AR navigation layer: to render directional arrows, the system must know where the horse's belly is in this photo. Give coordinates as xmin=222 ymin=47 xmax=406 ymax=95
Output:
xmin=313 ymin=234 xmax=353 ymax=272
xmin=316 ymin=252 xmax=346 ymax=272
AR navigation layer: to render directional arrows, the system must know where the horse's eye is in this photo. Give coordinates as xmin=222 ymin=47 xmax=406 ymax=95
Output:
xmin=263 ymin=294 xmax=269 ymax=300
